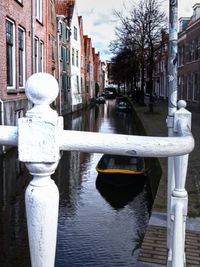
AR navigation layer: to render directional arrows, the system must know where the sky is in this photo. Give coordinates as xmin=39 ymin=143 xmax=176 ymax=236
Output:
xmin=76 ymin=0 xmax=198 ymax=61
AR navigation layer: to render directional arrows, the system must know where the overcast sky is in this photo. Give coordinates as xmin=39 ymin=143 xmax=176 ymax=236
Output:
xmin=76 ymin=0 xmax=198 ymax=61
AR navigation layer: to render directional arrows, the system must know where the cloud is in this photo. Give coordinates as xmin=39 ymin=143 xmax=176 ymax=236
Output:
xmin=93 ymin=13 xmax=116 ymax=27
xmin=76 ymin=0 xmax=198 ymax=61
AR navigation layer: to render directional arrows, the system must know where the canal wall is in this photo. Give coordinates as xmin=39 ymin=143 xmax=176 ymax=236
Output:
xmin=132 ymin=103 xmax=165 ymax=208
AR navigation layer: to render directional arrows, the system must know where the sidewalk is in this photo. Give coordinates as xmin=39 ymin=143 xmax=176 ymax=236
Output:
xmin=132 ymin=99 xmax=200 ymax=266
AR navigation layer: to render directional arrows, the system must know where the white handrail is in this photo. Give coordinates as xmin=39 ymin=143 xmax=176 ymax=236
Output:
xmin=0 ymin=126 xmax=194 ymax=157
xmin=60 ymin=130 xmax=194 ymax=157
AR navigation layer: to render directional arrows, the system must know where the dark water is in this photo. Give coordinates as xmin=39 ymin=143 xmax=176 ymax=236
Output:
xmin=0 ymin=100 xmax=152 ymax=267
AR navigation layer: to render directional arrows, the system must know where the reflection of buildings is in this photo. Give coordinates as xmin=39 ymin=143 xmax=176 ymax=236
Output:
xmin=0 ymin=149 xmax=31 ymax=266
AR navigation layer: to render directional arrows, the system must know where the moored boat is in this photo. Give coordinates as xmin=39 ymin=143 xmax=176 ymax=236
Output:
xmin=115 ymin=96 xmax=132 ymax=111
xmin=96 ymin=154 xmax=146 ymax=187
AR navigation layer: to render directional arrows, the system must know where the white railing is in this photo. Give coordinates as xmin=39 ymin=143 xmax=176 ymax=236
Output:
xmin=0 ymin=73 xmax=194 ymax=267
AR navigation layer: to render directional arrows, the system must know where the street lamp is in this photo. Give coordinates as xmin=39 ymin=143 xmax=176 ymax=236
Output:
xmin=167 ymin=0 xmax=178 ymax=264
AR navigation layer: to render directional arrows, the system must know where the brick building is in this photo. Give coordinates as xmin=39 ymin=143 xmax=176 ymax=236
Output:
xmin=0 ymin=0 xmax=32 ymax=126
xmin=79 ymin=16 xmax=87 ymax=106
xmin=178 ymin=3 xmax=200 ymax=109
xmin=55 ymin=0 xmax=72 ymax=114
xmin=84 ymin=36 xmax=95 ymax=104
xmin=153 ymin=32 xmax=169 ymax=100
xmin=0 ymin=0 xmax=105 ymax=132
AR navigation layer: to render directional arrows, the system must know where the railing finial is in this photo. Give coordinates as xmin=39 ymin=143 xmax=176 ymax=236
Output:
xmin=25 ymin=72 xmax=59 ymax=105
xmin=177 ymin=100 xmax=187 ymax=109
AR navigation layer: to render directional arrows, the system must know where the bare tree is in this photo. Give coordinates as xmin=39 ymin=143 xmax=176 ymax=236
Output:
xmin=110 ymin=0 xmax=167 ymax=107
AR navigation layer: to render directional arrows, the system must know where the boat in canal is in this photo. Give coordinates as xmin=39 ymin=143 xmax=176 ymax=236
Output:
xmin=115 ymin=96 xmax=132 ymax=111
xmin=96 ymin=154 xmax=146 ymax=187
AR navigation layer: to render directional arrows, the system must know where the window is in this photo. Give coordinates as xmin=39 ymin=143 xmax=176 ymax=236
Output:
xmin=76 ymin=75 xmax=80 ymax=93
xmin=67 ymin=76 xmax=71 ymax=91
xmin=61 ymin=24 xmax=66 ymax=42
xmin=36 ymin=0 xmax=43 ymax=22
xmin=6 ymin=19 xmax=16 ymax=89
xmin=34 ymin=37 xmax=39 ymax=73
xmin=74 ymin=26 xmax=77 ymax=40
xmin=66 ymin=48 xmax=70 ymax=64
xmin=66 ymin=27 xmax=70 ymax=42
xmin=72 ymin=48 xmax=75 ymax=65
xmin=76 ymin=50 xmax=79 ymax=67
xmin=52 ymin=37 xmax=55 ymax=61
xmin=194 ymin=73 xmax=199 ymax=101
xmin=62 ymin=46 xmax=66 ymax=71
xmin=198 ymin=38 xmax=200 ymax=59
xmin=187 ymin=73 xmax=192 ymax=100
xmin=40 ymin=41 xmax=44 ymax=72
xmin=50 ymin=0 xmax=54 ymax=25
xmin=18 ymin=27 xmax=25 ymax=88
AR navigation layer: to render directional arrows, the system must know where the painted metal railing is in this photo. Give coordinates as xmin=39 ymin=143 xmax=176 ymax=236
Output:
xmin=0 ymin=73 xmax=194 ymax=267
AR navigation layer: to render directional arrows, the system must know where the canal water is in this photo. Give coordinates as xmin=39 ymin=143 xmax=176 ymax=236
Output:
xmin=0 ymin=100 xmax=152 ymax=267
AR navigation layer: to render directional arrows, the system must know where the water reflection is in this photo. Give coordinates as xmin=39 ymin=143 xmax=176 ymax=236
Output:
xmin=96 ymin=174 xmax=145 ymax=210
xmin=0 ymin=149 xmax=31 ymax=267
xmin=0 ymin=99 xmax=152 ymax=267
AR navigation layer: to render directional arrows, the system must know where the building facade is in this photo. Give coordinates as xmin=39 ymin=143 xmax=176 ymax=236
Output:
xmin=0 ymin=0 xmax=104 ymax=134
xmin=0 ymin=0 xmax=32 ymax=126
xmin=178 ymin=3 xmax=200 ymax=109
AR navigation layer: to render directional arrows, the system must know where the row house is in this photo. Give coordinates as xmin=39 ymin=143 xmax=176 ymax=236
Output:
xmin=0 ymin=0 xmax=51 ymax=127
xmin=153 ymin=32 xmax=169 ymax=100
xmin=0 ymin=0 xmax=32 ymax=126
xmin=84 ymin=35 xmax=95 ymax=104
xmin=55 ymin=0 xmax=72 ymax=114
xmin=0 ymin=0 xmax=104 ymax=131
xmin=69 ymin=1 xmax=82 ymax=112
xmin=79 ymin=16 xmax=86 ymax=106
xmin=178 ymin=3 xmax=200 ymax=108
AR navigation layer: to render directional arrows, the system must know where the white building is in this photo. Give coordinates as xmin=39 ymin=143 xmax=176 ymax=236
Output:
xmin=70 ymin=2 xmax=82 ymax=112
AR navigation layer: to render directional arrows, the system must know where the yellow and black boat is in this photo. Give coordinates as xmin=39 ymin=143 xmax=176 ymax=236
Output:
xmin=96 ymin=154 xmax=146 ymax=187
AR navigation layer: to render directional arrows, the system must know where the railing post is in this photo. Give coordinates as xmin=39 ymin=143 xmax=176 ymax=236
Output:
xmin=18 ymin=73 xmax=63 ymax=267
xmin=170 ymin=100 xmax=192 ymax=267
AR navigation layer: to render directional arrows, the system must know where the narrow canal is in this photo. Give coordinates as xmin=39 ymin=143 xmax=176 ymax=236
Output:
xmin=0 ymin=99 xmax=153 ymax=267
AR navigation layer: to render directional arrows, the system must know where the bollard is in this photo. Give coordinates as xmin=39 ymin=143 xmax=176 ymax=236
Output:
xmin=18 ymin=73 xmax=63 ymax=267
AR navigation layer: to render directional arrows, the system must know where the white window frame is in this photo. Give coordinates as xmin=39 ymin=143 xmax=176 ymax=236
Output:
xmin=36 ymin=0 xmax=43 ymax=22
xmin=34 ymin=37 xmax=39 ymax=73
xmin=6 ymin=18 xmax=16 ymax=90
xmin=18 ymin=26 xmax=26 ymax=89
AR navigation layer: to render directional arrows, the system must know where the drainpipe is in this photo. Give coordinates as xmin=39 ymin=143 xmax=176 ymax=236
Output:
xmin=0 ymin=99 xmax=5 ymax=153
xmin=57 ymin=16 xmax=65 ymax=115
xmin=31 ymin=0 xmax=35 ymax=74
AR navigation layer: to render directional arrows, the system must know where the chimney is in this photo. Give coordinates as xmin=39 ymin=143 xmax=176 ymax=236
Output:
xmin=192 ymin=3 xmax=200 ymax=21
xmin=179 ymin=17 xmax=190 ymax=32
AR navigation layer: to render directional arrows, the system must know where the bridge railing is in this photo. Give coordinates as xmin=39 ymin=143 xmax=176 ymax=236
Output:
xmin=0 ymin=73 xmax=194 ymax=267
